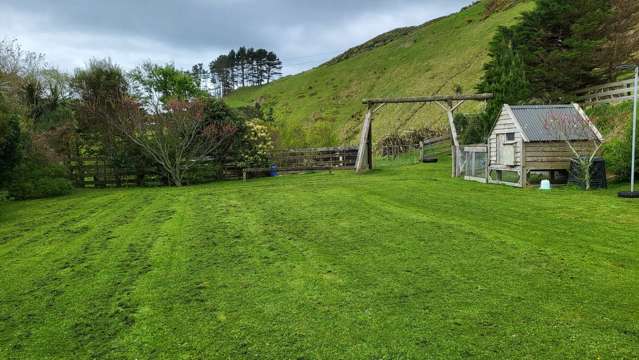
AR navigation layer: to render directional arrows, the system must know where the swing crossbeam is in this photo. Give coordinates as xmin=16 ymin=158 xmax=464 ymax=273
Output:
xmin=362 ymin=94 xmax=493 ymax=105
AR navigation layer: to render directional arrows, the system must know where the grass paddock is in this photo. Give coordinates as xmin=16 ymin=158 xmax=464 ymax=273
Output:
xmin=1 ymin=160 xmax=638 ymax=359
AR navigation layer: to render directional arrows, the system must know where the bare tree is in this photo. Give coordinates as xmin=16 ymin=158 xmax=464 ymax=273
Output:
xmin=0 ymin=39 xmax=46 ymax=78
xmin=111 ymin=98 xmax=237 ymax=186
xmin=545 ymin=111 xmax=603 ymax=190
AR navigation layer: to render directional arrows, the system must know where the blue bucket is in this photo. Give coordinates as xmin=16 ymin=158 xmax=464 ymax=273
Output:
xmin=270 ymin=164 xmax=278 ymax=177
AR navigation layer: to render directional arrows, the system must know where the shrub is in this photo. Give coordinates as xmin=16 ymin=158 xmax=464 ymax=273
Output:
xmin=602 ymin=131 xmax=634 ymax=182
xmin=454 ymin=113 xmax=485 ymax=145
xmin=8 ymin=158 xmax=72 ymax=200
xmin=240 ymin=120 xmax=274 ymax=167
xmin=0 ymin=108 xmax=22 ymax=185
xmin=589 ymin=101 xmax=636 ymax=181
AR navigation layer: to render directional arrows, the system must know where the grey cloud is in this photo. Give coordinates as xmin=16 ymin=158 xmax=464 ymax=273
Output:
xmin=1 ymin=0 xmax=473 ymax=74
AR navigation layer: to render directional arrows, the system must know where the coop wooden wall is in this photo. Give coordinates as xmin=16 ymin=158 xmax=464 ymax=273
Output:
xmin=524 ymin=141 xmax=598 ymax=170
xmin=488 ymin=109 xmax=524 ymax=166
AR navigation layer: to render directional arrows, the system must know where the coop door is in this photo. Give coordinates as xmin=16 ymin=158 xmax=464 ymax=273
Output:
xmin=497 ymin=134 xmax=516 ymax=166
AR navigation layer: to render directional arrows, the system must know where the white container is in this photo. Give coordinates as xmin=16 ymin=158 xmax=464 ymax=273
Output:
xmin=540 ymin=180 xmax=551 ymax=190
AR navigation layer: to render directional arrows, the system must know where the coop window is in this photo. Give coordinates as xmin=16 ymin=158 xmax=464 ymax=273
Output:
xmin=506 ymin=132 xmax=515 ymax=141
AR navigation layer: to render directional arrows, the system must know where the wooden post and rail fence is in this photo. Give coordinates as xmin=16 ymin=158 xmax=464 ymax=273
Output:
xmin=576 ymin=79 xmax=636 ymax=105
xmin=67 ymin=147 xmax=359 ymax=187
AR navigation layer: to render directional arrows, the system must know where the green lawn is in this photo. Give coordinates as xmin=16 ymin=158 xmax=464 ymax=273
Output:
xmin=1 ymin=160 xmax=638 ymax=359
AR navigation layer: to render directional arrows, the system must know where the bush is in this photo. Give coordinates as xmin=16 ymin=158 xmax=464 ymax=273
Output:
xmin=0 ymin=109 xmax=22 ymax=185
xmin=240 ymin=120 xmax=274 ymax=167
xmin=8 ymin=159 xmax=72 ymax=200
xmin=454 ymin=113 xmax=485 ymax=145
xmin=590 ymin=102 xmax=637 ymax=181
xmin=602 ymin=135 xmax=634 ymax=182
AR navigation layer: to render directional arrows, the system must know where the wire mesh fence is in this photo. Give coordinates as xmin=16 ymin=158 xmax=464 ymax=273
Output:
xmin=377 ymin=144 xmax=422 ymax=167
xmin=376 ymin=139 xmax=451 ymax=169
xmin=458 ymin=145 xmax=488 ymax=182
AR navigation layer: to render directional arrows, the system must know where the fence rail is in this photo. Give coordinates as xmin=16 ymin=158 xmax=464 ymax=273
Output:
xmin=380 ymin=135 xmax=450 ymax=158
xmin=270 ymin=147 xmax=358 ymax=169
xmin=67 ymin=146 xmax=359 ymax=188
xmin=576 ymin=79 xmax=636 ymax=105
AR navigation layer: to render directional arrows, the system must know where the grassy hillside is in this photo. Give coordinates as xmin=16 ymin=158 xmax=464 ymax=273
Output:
xmin=227 ymin=0 xmax=535 ymax=148
xmin=1 ymin=160 xmax=638 ymax=358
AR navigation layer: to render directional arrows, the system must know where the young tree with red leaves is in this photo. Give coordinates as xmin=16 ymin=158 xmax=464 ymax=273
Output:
xmin=544 ymin=111 xmax=604 ymax=190
xmin=114 ymin=98 xmax=237 ymax=186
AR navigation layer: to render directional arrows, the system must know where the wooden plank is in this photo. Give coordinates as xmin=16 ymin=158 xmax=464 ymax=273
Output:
xmin=524 ymin=142 xmax=595 ymax=151
xmin=462 ymin=145 xmax=487 ymax=153
xmin=525 ymin=162 xmax=571 ymax=170
xmin=355 ymin=109 xmax=373 ymax=173
xmin=584 ymin=95 xmax=635 ymax=104
xmin=580 ymin=88 xmax=634 ymax=100
xmin=525 ymin=157 xmax=574 ymax=162
xmin=520 ymin=138 xmax=527 ymax=188
xmin=362 ymin=93 xmax=493 ymax=105
xmin=577 ymin=79 xmax=634 ymax=94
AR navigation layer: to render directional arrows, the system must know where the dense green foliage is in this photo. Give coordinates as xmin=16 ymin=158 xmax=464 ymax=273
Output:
xmin=0 ymin=96 xmax=22 ymax=184
xmin=509 ymin=0 xmax=611 ymax=101
xmin=7 ymin=155 xmax=72 ymax=200
xmin=72 ymin=59 xmax=132 ymax=160
xmin=0 ymin=160 xmax=637 ymax=358
xmin=588 ymin=101 xmax=637 ymax=181
xmin=130 ymin=62 xmax=206 ymax=105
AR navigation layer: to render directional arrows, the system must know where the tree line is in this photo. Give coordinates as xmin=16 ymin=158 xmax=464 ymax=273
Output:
xmin=0 ymin=40 xmax=276 ymax=199
xmin=191 ymin=47 xmax=283 ymax=97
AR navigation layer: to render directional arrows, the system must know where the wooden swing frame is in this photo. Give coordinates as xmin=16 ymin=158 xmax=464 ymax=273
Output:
xmin=355 ymin=94 xmax=493 ymax=176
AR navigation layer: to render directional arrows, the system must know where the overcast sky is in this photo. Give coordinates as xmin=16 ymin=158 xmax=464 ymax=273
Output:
xmin=1 ymin=0 xmax=472 ymax=75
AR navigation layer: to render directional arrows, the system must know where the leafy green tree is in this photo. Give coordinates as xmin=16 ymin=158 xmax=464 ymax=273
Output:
xmin=20 ymin=69 xmax=74 ymax=133
xmin=73 ymin=59 xmax=129 ymax=158
xmin=129 ymin=62 xmax=205 ymax=106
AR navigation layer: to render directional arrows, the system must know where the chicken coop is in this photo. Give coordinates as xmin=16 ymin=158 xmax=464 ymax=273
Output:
xmin=485 ymin=104 xmax=604 ymax=188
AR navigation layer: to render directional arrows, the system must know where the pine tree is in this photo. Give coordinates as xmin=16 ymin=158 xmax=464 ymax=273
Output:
xmin=511 ymin=0 xmax=610 ymax=101
xmin=254 ymin=49 xmax=268 ymax=85
xmin=227 ymin=50 xmax=237 ymax=89
xmin=237 ymin=46 xmax=248 ymax=87
xmin=473 ymin=0 xmax=616 ymax=144
xmin=246 ymin=48 xmax=257 ymax=86
xmin=598 ymin=0 xmax=639 ymax=81
xmin=475 ymin=27 xmax=531 ymax=143
xmin=265 ymin=52 xmax=282 ymax=84
xmin=208 ymin=47 xmax=283 ymax=92
xmin=209 ymin=55 xmax=233 ymax=96
xmin=190 ymin=63 xmax=207 ymax=88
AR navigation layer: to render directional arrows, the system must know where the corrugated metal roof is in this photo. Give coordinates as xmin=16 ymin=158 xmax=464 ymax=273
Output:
xmin=509 ymin=105 xmax=598 ymax=142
